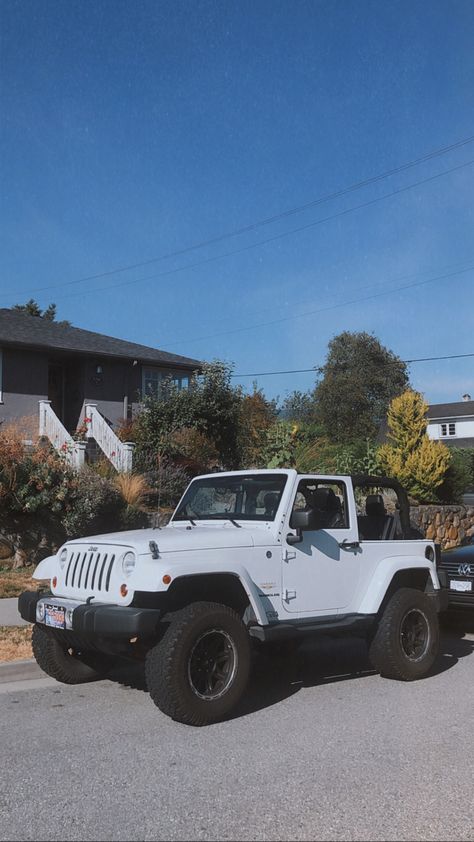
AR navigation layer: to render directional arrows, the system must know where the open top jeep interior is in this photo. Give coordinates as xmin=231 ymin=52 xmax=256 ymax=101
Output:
xmin=351 ymin=475 xmax=413 ymax=541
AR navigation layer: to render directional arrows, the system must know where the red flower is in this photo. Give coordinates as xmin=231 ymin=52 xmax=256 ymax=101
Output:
xmin=111 ymin=451 xmax=116 ymax=457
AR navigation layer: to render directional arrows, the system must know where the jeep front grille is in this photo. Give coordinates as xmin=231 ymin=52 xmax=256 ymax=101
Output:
xmin=64 ymin=550 xmax=116 ymax=593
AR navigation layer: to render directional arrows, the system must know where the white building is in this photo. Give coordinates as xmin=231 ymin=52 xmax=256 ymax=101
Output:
xmin=427 ymin=394 xmax=474 ymax=447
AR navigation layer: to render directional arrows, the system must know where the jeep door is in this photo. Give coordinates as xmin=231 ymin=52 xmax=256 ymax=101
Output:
xmin=281 ymin=477 xmax=361 ymax=614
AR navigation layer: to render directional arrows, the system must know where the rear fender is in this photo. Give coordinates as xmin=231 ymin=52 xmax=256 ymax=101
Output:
xmin=358 ymin=556 xmax=439 ymax=615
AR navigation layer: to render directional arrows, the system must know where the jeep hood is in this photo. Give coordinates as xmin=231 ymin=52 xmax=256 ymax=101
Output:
xmin=63 ymin=523 xmax=256 ymax=555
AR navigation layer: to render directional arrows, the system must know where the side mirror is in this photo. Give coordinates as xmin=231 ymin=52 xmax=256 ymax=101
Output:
xmin=287 ymin=508 xmax=325 ymax=545
xmin=290 ymin=509 xmax=324 ymax=530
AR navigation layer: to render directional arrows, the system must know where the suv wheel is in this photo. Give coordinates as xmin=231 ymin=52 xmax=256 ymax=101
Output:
xmin=368 ymin=587 xmax=439 ymax=680
xmin=32 ymin=624 xmax=108 ymax=684
xmin=146 ymin=601 xmax=251 ymax=725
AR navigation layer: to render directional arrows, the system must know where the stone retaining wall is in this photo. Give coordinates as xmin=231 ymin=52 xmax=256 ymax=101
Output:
xmin=410 ymin=505 xmax=474 ymax=550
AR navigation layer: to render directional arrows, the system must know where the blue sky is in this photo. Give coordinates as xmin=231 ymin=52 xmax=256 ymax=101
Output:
xmin=1 ymin=0 xmax=473 ymax=403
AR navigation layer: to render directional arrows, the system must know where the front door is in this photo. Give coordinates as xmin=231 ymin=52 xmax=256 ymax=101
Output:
xmin=48 ymin=363 xmax=64 ymax=421
xmin=281 ymin=477 xmax=361 ymax=614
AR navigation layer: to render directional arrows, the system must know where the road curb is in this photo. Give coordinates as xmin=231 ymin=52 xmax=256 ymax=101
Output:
xmin=0 ymin=597 xmax=29 ymax=627
xmin=0 ymin=658 xmax=40 ymax=682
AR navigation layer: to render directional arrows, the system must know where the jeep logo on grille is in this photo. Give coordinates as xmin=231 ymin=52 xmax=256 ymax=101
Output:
xmin=458 ymin=563 xmax=473 ymax=576
xmin=88 ymin=546 xmax=98 ymax=552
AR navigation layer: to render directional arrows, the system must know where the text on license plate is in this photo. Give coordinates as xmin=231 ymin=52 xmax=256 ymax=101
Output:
xmin=450 ymin=580 xmax=472 ymax=592
xmin=44 ymin=604 xmax=66 ymax=628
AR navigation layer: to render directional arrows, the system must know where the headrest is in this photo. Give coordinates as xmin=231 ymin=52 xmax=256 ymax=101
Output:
xmin=264 ymin=492 xmax=279 ymax=510
xmin=366 ymin=494 xmax=386 ymax=517
xmin=307 ymin=487 xmax=341 ymax=512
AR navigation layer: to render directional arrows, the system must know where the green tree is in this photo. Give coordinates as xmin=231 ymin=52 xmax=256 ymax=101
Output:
xmin=280 ymin=390 xmax=317 ymax=423
xmin=12 ymin=299 xmax=71 ymax=326
xmin=239 ymin=386 xmax=277 ymax=467
xmin=314 ymin=331 xmax=409 ymax=443
xmin=133 ymin=361 xmax=244 ymax=470
xmin=437 ymin=447 xmax=474 ymax=503
xmin=378 ymin=390 xmax=451 ymax=502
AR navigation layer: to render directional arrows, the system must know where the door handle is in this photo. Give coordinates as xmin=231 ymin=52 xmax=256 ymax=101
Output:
xmin=339 ymin=539 xmax=360 ymax=550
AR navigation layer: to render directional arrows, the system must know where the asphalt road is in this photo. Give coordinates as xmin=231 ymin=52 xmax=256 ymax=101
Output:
xmin=1 ymin=625 xmax=474 ymax=842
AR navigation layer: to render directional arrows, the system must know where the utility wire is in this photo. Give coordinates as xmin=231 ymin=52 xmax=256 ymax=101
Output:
xmin=156 ymin=255 xmax=474 ymax=347
xmin=4 ymin=156 xmax=474 ymax=308
xmin=231 ymin=352 xmax=474 ymax=378
xmin=3 ymin=132 xmax=474 ymax=300
xmin=161 ymin=262 xmax=474 ymax=349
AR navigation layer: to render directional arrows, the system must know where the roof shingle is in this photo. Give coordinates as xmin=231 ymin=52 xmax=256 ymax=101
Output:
xmin=0 ymin=308 xmax=202 ymax=369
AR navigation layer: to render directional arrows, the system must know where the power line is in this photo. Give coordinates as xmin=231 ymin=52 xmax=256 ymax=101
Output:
xmin=3 ymin=132 xmax=474 ymax=301
xmin=4 ymin=156 xmax=474 ymax=308
xmin=161 ymin=262 xmax=474 ymax=349
xmin=231 ymin=352 xmax=474 ymax=378
xmin=157 ymin=254 xmax=474 ymax=347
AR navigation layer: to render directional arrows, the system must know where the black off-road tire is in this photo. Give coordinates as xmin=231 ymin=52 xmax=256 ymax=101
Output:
xmin=145 ymin=601 xmax=251 ymax=726
xmin=32 ymin=624 xmax=108 ymax=684
xmin=368 ymin=587 xmax=439 ymax=680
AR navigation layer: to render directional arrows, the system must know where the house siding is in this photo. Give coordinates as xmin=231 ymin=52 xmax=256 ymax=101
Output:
xmin=0 ymin=344 xmax=197 ymax=434
xmin=427 ymin=417 xmax=474 ymax=443
xmin=0 ymin=347 xmax=48 ymax=424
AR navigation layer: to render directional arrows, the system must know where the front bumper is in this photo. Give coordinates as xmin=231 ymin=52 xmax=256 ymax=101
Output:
xmin=18 ymin=591 xmax=161 ymax=639
xmin=436 ymin=570 xmax=473 ymax=610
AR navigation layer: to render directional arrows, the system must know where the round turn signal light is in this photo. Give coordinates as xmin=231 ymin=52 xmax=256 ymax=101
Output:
xmin=120 ymin=583 xmax=128 ymax=597
xmin=52 ymin=576 xmax=57 ymax=588
xmin=162 ymin=574 xmax=172 ymax=585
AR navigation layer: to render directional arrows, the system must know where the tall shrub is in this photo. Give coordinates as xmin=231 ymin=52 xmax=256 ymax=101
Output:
xmin=378 ymin=391 xmax=451 ymax=501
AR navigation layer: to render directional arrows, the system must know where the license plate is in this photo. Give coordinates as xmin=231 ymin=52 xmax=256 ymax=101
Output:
xmin=450 ymin=580 xmax=472 ymax=592
xmin=44 ymin=604 xmax=66 ymax=629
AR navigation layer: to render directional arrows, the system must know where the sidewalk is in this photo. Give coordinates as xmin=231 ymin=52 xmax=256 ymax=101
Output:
xmin=0 ymin=658 xmax=56 ymax=693
xmin=0 ymin=597 xmax=29 ymax=627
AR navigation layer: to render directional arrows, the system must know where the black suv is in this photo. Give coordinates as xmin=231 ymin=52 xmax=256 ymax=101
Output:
xmin=437 ymin=538 xmax=474 ymax=609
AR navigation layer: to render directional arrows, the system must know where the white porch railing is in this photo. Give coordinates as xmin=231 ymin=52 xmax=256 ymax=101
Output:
xmin=85 ymin=404 xmax=134 ymax=473
xmin=39 ymin=400 xmax=86 ymax=469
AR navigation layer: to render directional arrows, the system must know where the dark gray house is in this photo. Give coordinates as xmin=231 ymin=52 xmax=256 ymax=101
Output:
xmin=0 ymin=308 xmax=201 ymax=470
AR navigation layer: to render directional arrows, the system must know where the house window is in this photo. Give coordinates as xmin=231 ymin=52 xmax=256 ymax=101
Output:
xmin=440 ymin=422 xmax=456 ymax=437
xmin=142 ymin=368 xmax=162 ymax=397
xmin=142 ymin=368 xmax=190 ymax=397
xmin=172 ymin=374 xmax=189 ymax=390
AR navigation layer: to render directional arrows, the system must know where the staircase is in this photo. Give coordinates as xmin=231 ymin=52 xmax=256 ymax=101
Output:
xmin=39 ymin=401 xmax=134 ymax=472
xmin=39 ymin=401 xmax=86 ymax=470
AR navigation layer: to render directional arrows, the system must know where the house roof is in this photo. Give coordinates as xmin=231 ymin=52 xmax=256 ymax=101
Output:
xmin=0 ymin=308 xmax=202 ymax=369
xmin=426 ymin=400 xmax=474 ymax=420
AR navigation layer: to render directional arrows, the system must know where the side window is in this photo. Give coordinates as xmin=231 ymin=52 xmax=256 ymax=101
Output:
xmin=291 ymin=480 xmax=349 ymax=529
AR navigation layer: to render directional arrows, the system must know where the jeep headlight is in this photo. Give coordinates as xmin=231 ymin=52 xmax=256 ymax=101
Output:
xmin=122 ymin=551 xmax=136 ymax=577
xmin=59 ymin=548 xmax=68 ymax=569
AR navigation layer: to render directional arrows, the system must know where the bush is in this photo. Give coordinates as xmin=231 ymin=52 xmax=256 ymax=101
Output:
xmin=261 ymin=421 xmax=298 ymax=468
xmin=437 ymin=448 xmax=474 ymax=503
xmin=335 ymin=439 xmax=382 ymax=476
xmin=0 ymin=431 xmax=74 ymax=521
xmin=62 ymin=469 xmax=147 ymax=538
xmin=133 ymin=361 xmax=244 ymax=471
xmin=143 ymin=456 xmax=192 ymax=509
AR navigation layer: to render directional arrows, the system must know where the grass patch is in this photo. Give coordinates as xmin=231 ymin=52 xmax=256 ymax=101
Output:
xmin=0 ymin=564 xmax=41 ymax=599
xmin=0 ymin=625 xmax=32 ymax=662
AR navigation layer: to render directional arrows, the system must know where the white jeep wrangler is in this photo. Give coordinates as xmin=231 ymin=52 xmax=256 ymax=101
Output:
xmin=19 ymin=470 xmax=447 ymax=725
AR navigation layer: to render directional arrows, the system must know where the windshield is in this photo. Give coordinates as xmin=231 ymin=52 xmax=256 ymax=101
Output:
xmin=173 ymin=474 xmax=288 ymax=521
